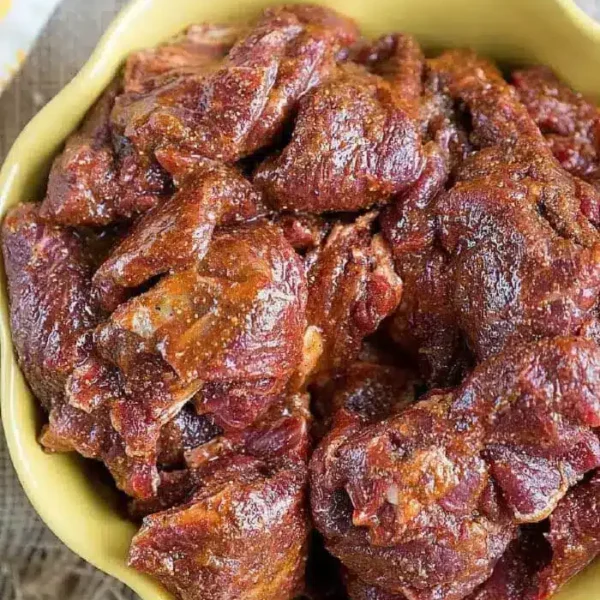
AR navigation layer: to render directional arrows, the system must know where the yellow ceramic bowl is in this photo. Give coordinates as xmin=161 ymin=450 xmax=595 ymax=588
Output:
xmin=1 ymin=0 xmax=600 ymax=598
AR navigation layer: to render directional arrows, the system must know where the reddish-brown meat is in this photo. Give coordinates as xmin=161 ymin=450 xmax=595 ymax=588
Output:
xmin=274 ymin=213 xmax=331 ymax=253
xmin=513 ymin=66 xmax=600 ymax=191
xmin=306 ymin=212 xmax=402 ymax=378
xmin=40 ymin=400 xmax=159 ymax=499
xmin=310 ymin=337 xmax=600 ymax=600
xmin=381 ymin=142 xmax=470 ymax=385
xmin=93 ymin=159 xmax=265 ymax=311
xmin=186 ymin=392 xmax=311 ymax=468
xmin=357 ymin=33 xmax=424 ymax=105
xmin=466 ymin=526 xmax=551 ymax=600
xmin=123 ymin=24 xmax=241 ymax=94
xmin=95 ymin=221 xmax=307 ymax=455
xmin=0 ymin=205 xmax=161 ymax=498
xmin=345 ymin=572 xmax=407 ymax=599
xmin=1 ymin=204 xmax=98 ymax=408
xmin=310 ymin=360 xmax=419 ymax=440
xmin=384 ymin=50 xmax=600 ymax=378
xmin=113 ymin=5 xmax=359 ymax=166
xmin=531 ymin=473 xmax=600 ymax=599
xmin=254 ymin=60 xmax=424 ymax=213
xmin=129 ymin=455 xmax=309 ymax=600
xmin=156 ymin=404 xmax=221 ymax=468
xmin=40 ymin=83 xmax=172 ymax=226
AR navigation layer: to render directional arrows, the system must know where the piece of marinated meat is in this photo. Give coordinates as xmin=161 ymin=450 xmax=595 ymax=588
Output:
xmin=128 ymin=468 xmax=199 ymax=519
xmin=379 ymin=44 xmax=471 ymax=387
xmin=123 ymin=24 xmax=241 ymax=93
xmin=40 ymin=401 xmax=159 ymax=499
xmin=1 ymin=204 xmax=160 ymax=498
xmin=254 ymin=42 xmax=424 ymax=213
xmin=133 ymin=391 xmax=310 ymax=519
xmin=531 ymin=472 xmax=600 ymax=599
xmin=466 ymin=526 xmax=551 ymax=600
xmin=356 ymin=33 xmax=423 ymax=106
xmin=310 ymin=337 xmax=600 ymax=600
xmin=305 ymin=213 xmax=402 ymax=378
xmin=40 ymin=23 xmax=247 ymax=227
xmin=93 ymin=159 xmax=265 ymax=311
xmin=40 ymin=83 xmax=172 ymax=226
xmin=95 ymin=221 xmax=307 ymax=455
xmin=435 ymin=51 xmax=600 ymax=360
xmin=1 ymin=204 xmax=98 ymax=409
xmin=113 ymin=4 xmax=359 ymax=167
xmin=345 ymin=572 xmax=407 ymax=599
xmin=513 ymin=66 xmax=600 ymax=191
xmin=435 ymin=50 xmax=600 ymax=247
xmin=385 ymin=50 xmax=600 ymax=377
xmin=129 ymin=455 xmax=309 ymax=600
xmin=192 ymin=378 xmax=284 ymax=431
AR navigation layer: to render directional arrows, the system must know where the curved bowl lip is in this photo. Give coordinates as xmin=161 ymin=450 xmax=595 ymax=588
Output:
xmin=555 ymin=0 xmax=600 ymax=39
xmin=1 ymin=0 xmax=600 ymax=598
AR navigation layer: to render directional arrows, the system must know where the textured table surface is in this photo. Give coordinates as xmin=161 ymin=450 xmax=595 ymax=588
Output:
xmin=0 ymin=1 xmax=598 ymax=599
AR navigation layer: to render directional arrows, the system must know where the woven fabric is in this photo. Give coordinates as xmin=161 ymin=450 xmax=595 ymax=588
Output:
xmin=0 ymin=1 xmax=598 ymax=599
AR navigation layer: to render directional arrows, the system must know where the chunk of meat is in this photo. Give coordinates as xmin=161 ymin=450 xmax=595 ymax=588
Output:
xmin=513 ymin=66 xmax=600 ymax=189
xmin=466 ymin=526 xmax=551 ymax=600
xmin=129 ymin=455 xmax=309 ymax=600
xmin=310 ymin=337 xmax=600 ymax=600
xmin=1 ymin=203 xmax=160 ymax=497
xmin=433 ymin=50 xmax=599 ymax=248
xmin=93 ymin=159 xmax=264 ymax=311
xmin=128 ymin=468 xmax=200 ymax=519
xmin=97 ymin=221 xmax=306 ymax=383
xmin=114 ymin=4 xmax=359 ymax=165
xmin=345 ymin=572 xmax=407 ymax=599
xmin=40 ymin=83 xmax=172 ymax=226
xmin=438 ymin=175 xmax=600 ymax=361
xmin=1 ymin=204 xmax=98 ymax=409
xmin=306 ymin=213 xmax=402 ymax=377
xmin=193 ymin=377 xmax=283 ymax=431
xmin=40 ymin=401 xmax=159 ymax=499
xmin=123 ymin=24 xmax=241 ymax=93
xmin=531 ymin=472 xmax=600 ymax=599
xmin=133 ymin=391 xmax=310 ymax=518
xmin=356 ymin=33 xmax=424 ymax=105
xmin=254 ymin=62 xmax=424 ymax=213
xmin=386 ymin=50 xmax=600 ymax=374
xmin=95 ymin=222 xmax=306 ymax=453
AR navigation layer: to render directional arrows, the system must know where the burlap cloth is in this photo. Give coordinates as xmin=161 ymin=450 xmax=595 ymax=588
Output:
xmin=0 ymin=1 xmax=599 ymax=599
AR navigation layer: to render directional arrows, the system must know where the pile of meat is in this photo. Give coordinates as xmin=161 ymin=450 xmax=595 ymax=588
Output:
xmin=4 ymin=5 xmax=600 ymax=600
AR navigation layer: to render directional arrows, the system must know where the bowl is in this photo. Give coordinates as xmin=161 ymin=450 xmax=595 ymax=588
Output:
xmin=1 ymin=0 xmax=600 ymax=598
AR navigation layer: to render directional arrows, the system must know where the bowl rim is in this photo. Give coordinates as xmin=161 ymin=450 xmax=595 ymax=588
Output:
xmin=1 ymin=0 xmax=600 ymax=599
